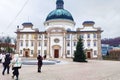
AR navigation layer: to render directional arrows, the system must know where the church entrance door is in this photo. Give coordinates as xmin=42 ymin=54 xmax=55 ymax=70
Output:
xmin=25 ymin=51 xmax=29 ymax=57
xmin=54 ymin=49 xmax=59 ymax=58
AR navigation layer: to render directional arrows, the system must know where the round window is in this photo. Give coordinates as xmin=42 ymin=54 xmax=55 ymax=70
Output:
xmin=54 ymin=39 xmax=59 ymax=43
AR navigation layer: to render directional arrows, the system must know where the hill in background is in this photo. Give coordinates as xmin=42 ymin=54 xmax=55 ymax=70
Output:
xmin=101 ymin=37 xmax=120 ymax=47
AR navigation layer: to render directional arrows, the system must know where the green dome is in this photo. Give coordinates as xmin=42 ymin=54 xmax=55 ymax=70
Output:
xmin=46 ymin=9 xmax=74 ymax=21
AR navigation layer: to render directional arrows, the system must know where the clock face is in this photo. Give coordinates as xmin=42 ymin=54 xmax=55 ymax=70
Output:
xmin=54 ymin=38 xmax=59 ymax=43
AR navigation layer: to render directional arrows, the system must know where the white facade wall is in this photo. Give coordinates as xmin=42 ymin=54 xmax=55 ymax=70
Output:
xmin=16 ymin=20 xmax=102 ymax=59
xmin=45 ymin=20 xmax=75 ymax=30
xmin=82 ymin=33 xmax=98 ymax=58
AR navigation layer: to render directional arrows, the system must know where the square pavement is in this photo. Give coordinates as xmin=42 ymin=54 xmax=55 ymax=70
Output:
xmin=1 ymin=59 xmax=120 ymax=80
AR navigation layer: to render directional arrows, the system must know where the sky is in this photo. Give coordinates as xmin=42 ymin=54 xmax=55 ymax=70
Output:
xmin=0 ymin=0 xmax=120 ymax=39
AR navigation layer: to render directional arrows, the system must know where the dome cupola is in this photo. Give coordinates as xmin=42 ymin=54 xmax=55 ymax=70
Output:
xmin=45 ymin=0 xmax=74 ymax=21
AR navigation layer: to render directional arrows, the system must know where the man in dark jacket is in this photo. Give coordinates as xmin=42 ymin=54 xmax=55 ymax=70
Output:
xmin=2 ymin=53 xmax=12 ymax=75
xmin=37 ymin=54 xmax=43 ymax=73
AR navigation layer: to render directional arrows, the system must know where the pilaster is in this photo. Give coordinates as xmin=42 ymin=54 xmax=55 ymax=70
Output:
xmin=63 ymin=32 xmax=66 ymax=58
xmin=97 ymin=32 xmax=102 ymax=60
xmin=16 ymin=33 xmax=20 ymax=54
xmin=33 ymin=33 xmax=38 ymax=57
xmin=47 ymin=33 xmax=51 ymax=58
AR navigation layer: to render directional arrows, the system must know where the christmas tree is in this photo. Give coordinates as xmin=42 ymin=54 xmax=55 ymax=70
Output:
xmin=73 ymin=37 xmax=87 ymax=62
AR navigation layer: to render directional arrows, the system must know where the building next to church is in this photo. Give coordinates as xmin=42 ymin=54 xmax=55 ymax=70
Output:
xmin=16 ymin=0 xmax=103 ymax=59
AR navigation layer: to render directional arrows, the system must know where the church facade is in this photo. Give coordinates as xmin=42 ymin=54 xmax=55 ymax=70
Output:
xmin=16 ymin=0 xmax=103 ymax=59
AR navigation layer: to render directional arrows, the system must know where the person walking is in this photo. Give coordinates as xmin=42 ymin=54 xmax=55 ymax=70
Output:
xmin=0 ymin=53 xmax=2 ymax=63
xmin=2 ymin=53 xmax=12 ymax=75
xmin=11 ymin=54 xmax=22 ymax=80
xmin=37 ymin=54 xmax=43 ymax=73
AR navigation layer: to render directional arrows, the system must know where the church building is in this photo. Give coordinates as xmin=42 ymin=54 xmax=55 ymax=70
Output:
xmin=16 ymin=0 xmax=103 ymax=59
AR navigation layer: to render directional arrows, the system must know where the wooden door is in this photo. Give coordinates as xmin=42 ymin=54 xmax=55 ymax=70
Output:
xmin=54 ymin=49 xmax=59 ymax=58
xmin=25 ymin=51 xmax=29 ymax=57
xmin=87 ymin=52 xmax=91 ymax=58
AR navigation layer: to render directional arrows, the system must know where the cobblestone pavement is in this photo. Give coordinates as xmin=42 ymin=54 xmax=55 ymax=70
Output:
xmin=1 ymin=59 xmax=120 ymax=80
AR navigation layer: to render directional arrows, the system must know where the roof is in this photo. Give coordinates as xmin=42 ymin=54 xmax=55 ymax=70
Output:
xmin=46 ymin=9 xmax=74 ymax=21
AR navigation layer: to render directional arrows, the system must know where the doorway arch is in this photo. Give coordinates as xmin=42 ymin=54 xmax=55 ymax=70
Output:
xmin=52 ymin=45 xmax=61 ymax=58
xmin=23 ymin=48 xmax=30 ymax=57
xmin=85 ymin=49 xmax=92 ymax=59
xmin=87 ymin=52 xmax=91 ymax=58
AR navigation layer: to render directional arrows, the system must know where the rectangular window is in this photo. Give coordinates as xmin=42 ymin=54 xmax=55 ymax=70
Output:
xmin=87 ymin=41 xmax=90 ymax=47
xmin=44 ymin=42 xmax=47 ymax=46
xmin=44 ymin=50 xmax=47 ymax=54
xmin=74 ymin=42 xmax=76 ymax=46
xmin=80 ymin=34 xmax=84 ymax=39
xmin=31 ymin=41 xmax=34 ymax=46
xmin=67 ymin=50 xmax=70 ymax=55
xmin=66 ymin=34 xmax=70 ymax=39
xmin=31 ymin=50 xmax=33 ymax=54
xmin=38 ymin=50 xmax=40 ymax=54
xmin=20 ymin=41 xmax=23 ymax=46
xmin=38 ymin=41 xmax=41 ymax=46
xmin=93 ymin=33 xmax=96 ymax=38
xmin=94 ymin=50 xmax=97 ymax=56
xmin=73 ymin=50 xmax=76 ymax=56
xmin=44 ymin=35 xmax=47 ymax=39
xmin=94 ymin=41 xmax=97 ymax=47
xmin=26 ymin=41 xmax=28 ymax=47
xmin=38 ymin=35 xmax=42 ymax=39
xmin=87 ymin=34 xmax=90 ymax=38
xmin=20 ymin=50 xmax=22 ymax=54
xmin=67 ymin=42 xmax=70 ymax=46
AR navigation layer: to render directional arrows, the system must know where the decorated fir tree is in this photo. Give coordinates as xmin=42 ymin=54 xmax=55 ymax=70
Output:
xmin=73 ymin=37 xmax=87 ymax=62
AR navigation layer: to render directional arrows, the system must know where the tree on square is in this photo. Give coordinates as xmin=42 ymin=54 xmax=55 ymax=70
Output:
xmin=73 ymin=37 xmax=87 ymax=62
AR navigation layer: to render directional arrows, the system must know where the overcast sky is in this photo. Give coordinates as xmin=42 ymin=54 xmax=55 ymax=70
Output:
xmin=0 ymin=0 xmax=120 ymax=39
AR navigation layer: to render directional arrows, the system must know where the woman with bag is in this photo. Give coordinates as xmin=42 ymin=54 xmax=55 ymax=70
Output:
xmin=11 ymin=54 xmax=22 ymax=80
xmin=0 ymin=53 xmax=2 ymax=63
